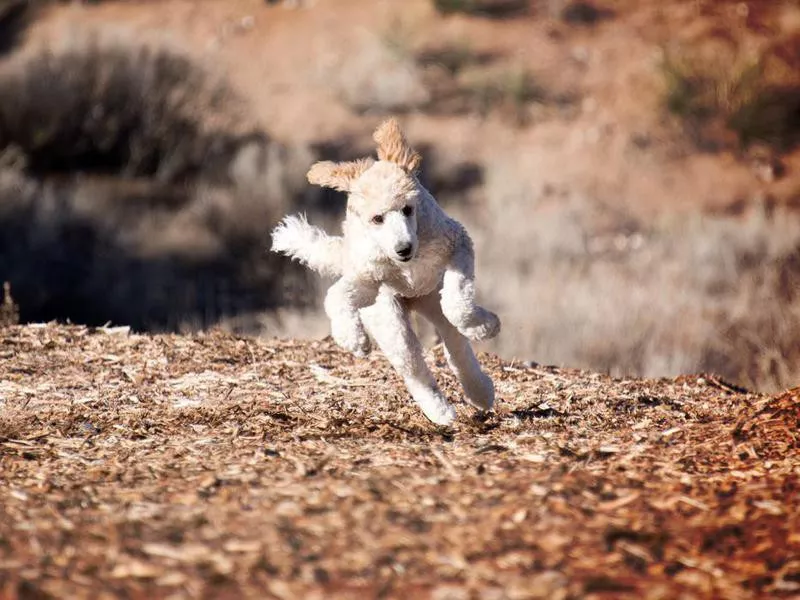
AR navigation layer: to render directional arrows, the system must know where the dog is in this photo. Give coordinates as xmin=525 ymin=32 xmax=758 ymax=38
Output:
xmin=271 ymin=118 xmax=500 ymax=425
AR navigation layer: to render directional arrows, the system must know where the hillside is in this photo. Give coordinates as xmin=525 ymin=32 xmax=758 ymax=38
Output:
xmin=1 ymin=324 xmax=798 ymax=599
xmin=27 ymin=0 xmax=800 ymax=216
xmin=0 ymin=0 xmax=796 ymax=390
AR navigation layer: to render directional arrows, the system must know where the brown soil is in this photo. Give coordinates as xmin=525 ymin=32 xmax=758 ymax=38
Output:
xmin=1 ymin=324 xmax=798 ymax=599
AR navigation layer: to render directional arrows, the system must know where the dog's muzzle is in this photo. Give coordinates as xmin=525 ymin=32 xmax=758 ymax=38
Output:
xmin=395 ymin=243 xmax=414 ymax=262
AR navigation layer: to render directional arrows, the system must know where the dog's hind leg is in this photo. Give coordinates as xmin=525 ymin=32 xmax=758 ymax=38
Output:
xmin=440 ymin=229 xmax=501 ymax=342
xmin=361 ymin=288 xmax=456 ymax=426
xmin=413 ymin=292 xmax=495 ymax=412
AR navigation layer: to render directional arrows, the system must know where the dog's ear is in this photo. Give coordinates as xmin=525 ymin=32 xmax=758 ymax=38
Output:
xmin=373 ymin=118 xmax=421 ymax=174
xmin=306 ymin=159 xmax=374 ymax=192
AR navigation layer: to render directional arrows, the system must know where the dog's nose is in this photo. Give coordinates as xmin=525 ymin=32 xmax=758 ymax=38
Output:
xmin=395 ymin=243 xmax=413 ymax=260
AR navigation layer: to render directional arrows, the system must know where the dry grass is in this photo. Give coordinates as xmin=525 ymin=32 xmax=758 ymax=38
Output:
xmin=0 ymin=323 xmax=798 ymax=598
xmin=460 ymin=156 xmax=800 ymax=392
xmin=328 ymin=30 xmax=431 ymax=115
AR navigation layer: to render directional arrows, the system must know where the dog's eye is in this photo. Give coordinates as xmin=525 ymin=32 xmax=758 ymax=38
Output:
xmin=371 ymin=214 xmax=384 ymax=225
xmin=402 ymin=205 xmax=414 ymax=217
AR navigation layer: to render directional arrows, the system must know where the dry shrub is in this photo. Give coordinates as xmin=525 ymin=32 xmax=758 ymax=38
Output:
xmin=431 ymin=0 xmax=528 ymax=18
xmin=662 ymin=38 xmax=800 ymax=152
xmin=557 ymin=1 xmax=614 ymax=26
xmin=418 ymin=43 xmax=576 ymax=124
xmin=0 ymin=170 xmax=314 ymax=332
xmin=332 ymin=27 xmax=564 ymax=125
xmin=0 ymin=40 xmax=317 ymax=331
xmin=0 ymin=0 xmax=32 ymax=56
xmin=0 ymin=281 xmax=19 ymax=326
xmin=0 ymin=39 xmax=252 ymax=182
xmin=415 ymin=43 xmax=494 ymax=77
xmin=456 ymin=65 xmax=548 ymax=125
xmin=462 ymin=156 xmax=800 ymax=391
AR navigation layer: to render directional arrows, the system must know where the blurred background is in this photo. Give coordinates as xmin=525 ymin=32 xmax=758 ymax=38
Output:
xmin=1 ymin=0 xmax=799 ymax=392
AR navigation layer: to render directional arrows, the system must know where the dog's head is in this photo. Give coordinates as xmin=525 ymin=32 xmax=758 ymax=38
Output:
xmin=307 ymin=118 xmax=422 ymax=264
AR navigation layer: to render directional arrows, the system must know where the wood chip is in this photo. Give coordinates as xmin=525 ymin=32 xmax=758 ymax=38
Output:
xmin=0 ymin=324 xmax=795 ymax=598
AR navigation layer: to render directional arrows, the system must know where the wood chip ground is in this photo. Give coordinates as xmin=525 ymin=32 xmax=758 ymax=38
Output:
xmin=0 ymin=325 xmax=798 ymax=599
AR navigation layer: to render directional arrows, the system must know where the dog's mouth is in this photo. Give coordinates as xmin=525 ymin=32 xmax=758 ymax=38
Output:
xmin=396 ymin=255 xmax=413 ymax=263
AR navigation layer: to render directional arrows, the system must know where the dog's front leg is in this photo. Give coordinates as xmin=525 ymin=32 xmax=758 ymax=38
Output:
xmin=324 ymin=277 xmax=379 ymax=357
xmin=440 ymin=231 xmax=500 ymax=342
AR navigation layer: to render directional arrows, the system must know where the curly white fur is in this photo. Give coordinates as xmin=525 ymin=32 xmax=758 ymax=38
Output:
xmin=271 ymin=118 xmax=500 ymax=425
xmin=271 ymin=214 xmax=344 ymax=279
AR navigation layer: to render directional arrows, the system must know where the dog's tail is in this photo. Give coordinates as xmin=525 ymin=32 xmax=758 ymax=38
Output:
xmin=271 ymin=214 xmax=344 ymax=278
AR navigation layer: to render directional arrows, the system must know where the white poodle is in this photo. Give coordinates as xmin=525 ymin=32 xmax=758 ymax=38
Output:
xmin=271 ymin=118 xmax=500 ymax=425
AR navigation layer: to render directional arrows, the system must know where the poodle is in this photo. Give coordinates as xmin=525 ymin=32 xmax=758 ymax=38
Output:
xmin=271 ymin=118 xmax=500 ymax=425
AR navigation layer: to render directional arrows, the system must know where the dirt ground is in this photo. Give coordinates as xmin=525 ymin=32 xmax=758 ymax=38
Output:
xmin=0 ymin=324 xmax=798 ymax=599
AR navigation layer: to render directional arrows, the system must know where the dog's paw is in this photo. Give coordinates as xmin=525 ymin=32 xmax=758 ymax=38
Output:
xmin=331 ymin=318 xmax=372 ymax=357
xmin=463 ymin=372 xmax=495 ymax=411
xmin=421 ymin=399 xmax=457 ymax=426
xmin=413 ymin=388 xmax=457 ymax=426
xmin=335 ymin=330 xmax=371 ymax=357
xmin=459 ymin=308 xmax=501 ymax=341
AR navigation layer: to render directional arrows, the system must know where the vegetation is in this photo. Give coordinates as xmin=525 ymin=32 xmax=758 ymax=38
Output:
xmin=431 ymin=0 xmax=528 ymax=18
xmin=0 ymin=281 xmax=19 ymax=326
xmin=0 ymin=41 xmax=250 ymax=181
xmin=335 ymin=31 xmax=552 ymax=126
xmin=466 ymin=158 xmax=800 ymax=392
xmin=0 ymin=0 xmax=31 ymax=55
xmin=460 ymin=65 xmax=546 ymax=125
xmin=662 ymin=45 xmax=800 ymax=151
xmin=0 ymin=41 xmax=315 ymax=331
xmin=1 ymin=1 xmax=799 ymax=393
